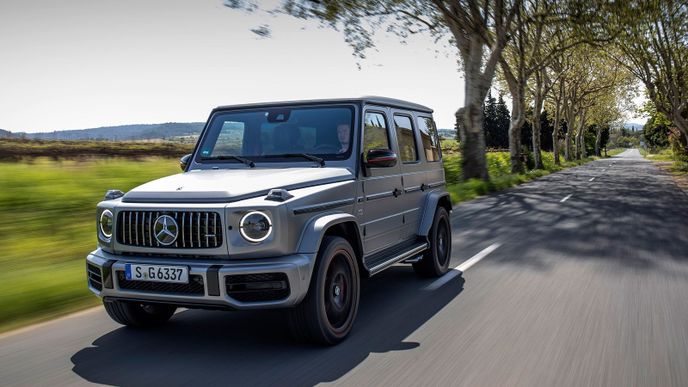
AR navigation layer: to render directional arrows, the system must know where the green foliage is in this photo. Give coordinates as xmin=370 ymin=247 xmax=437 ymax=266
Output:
xmin=443 ymin=150 xmax=598 ymax=205
xmin=668 ymin=127 xmax=688 ymax=162
xmin=643 ymin=110 xmax=671 ymax=151
xmin=0 ymin=158 xmax=180 ymax=332
xmin=0 ymin=138 xmax=194 ymax=161
xmin=483 ymin=92 xmax=510 ymax=149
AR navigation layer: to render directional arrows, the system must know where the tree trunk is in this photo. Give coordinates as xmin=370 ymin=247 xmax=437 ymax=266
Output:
xmin=509 ymin=99 xmax=526 ymax=173
xmin=459 ymin=71 xmax=489 ymax=180
xmin=531 ymin=69 xmax=545 ymax=169
xmin=579 ymin=110 xmax=587 ymax=159
xmin=457 ymin=103 xmax=488 ymax=180
xmin=594 ymin=126 xmax=602 ymax=156
xmin=553 ymin=84 xmax=562 ymax=165
xmin=564 ymin=107 xmax=574 ymax=162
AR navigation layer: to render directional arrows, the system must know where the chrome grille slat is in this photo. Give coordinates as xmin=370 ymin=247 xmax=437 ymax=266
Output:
xmin=181 ymin=212 xmax=186 ymax=248
xmin=148 ymin=211 xmax=153 ymax=247
xmin=196 ymin=212 xmax=201 ymax=247
xmin=128 ymin=212 xmax=132 ymax=245
xmin=134 ymin=212 xmax=139 ymax=246
xmin=117 ymin=210 xmax=222 ymax=250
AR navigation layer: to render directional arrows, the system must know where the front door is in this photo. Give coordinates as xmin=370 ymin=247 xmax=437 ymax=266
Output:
xmin=359 ymin=109 xmax=404 ymax=255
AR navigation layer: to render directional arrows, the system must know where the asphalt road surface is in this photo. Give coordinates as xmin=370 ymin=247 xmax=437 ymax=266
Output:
xmin=3 ymin=149 xmax=688 ymax=386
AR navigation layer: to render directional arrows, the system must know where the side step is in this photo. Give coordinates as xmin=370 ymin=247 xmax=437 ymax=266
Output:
xmin=363 ymin=242 xmax=428 ymax=276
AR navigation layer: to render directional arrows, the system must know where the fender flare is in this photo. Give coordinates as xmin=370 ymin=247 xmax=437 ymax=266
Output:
xmin=296 ymin=212 xmax=362 ymax=255
xmin=418 ymin=192 xmax=452 ymax=237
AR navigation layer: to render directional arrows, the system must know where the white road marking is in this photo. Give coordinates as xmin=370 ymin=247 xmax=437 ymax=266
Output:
xmin=602 ymin=168 xmax=606 ymax=172
xmin=560 ymin=194 xmax=572 ymax=202
xmin=589 ymin=177 xmax=596 ymax=182
xmin=425 ymin=243 xmax=502 ymax=291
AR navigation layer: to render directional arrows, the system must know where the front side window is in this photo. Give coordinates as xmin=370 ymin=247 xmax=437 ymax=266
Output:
xmin=394 ymin=115 xmax=418 ymax=163
xmin=362 ymin=112 xmax=391 ymax=161
xmin=417 ymin=116 xmax=441 ymax=162
xmin=197 ymin=106 xmax=354 ymax=163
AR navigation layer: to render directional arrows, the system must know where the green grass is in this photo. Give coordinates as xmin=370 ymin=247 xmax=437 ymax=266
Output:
xmin=0 ymin=158 xmax=180 ymax=332
xmin=443 ymin=151 xmax=600 ymax=204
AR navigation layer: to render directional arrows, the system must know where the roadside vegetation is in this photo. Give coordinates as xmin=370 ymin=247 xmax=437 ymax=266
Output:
xmin=639 ymin=102 xmax=688 ymax=189
xmin=0 ymin=138 xmax=194 ymax=161
xmin=0 ymin=158 xmax=179 ymax=332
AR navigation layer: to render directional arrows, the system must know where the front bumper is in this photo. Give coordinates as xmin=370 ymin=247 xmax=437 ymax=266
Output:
xmin=86 ymin=248 xmax=315 ymax=310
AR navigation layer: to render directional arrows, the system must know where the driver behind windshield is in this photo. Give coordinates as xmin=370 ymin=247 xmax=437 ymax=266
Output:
xmin=337 ymin=124 xmax=350 ymax=153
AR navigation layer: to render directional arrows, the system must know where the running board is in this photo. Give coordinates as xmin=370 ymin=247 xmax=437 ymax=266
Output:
xmin=364 ymin=242 xmax=428 ymax=276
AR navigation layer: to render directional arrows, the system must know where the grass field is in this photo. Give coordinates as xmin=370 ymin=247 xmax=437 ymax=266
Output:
xmin=0 ymin=158 xmax=180 ymax=332
xmin=0 ymin=148 xmax=621 ymax=333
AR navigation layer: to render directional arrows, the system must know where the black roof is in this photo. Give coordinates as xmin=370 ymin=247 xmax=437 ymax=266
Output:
xmin=213 ymin=96 xmax=433 ymax=114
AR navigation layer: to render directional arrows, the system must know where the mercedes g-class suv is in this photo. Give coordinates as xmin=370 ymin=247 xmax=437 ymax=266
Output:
xmin=87 ymin=97 xmax=452 ymax=345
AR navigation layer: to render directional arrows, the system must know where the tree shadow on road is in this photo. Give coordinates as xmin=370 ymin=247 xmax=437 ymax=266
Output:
xmin=70 ymin=268 xmax=464 ymax=386
xmin=450 ymin=158 xmax=688 ymax=274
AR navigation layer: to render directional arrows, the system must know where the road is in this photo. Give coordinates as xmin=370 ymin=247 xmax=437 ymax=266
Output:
xmin=2 ymin=149 xmax=688 ymax=386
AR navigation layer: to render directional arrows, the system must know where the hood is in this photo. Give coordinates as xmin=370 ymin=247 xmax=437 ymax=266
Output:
xmin=121 ymin=167 xmax=355 ymax=203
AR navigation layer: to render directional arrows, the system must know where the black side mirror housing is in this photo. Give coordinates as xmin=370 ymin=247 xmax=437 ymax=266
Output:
xmin=364 ymin=149 xmax=398 ymax=168
xmin=180 ymin=154 xmax=192 ymax=171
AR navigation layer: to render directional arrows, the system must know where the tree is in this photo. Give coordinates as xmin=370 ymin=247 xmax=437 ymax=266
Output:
xmin=607 ymin=1 xmax=688 ymax=150
xmin=483 ymin=91 xmax=499 ymax=148
xmin=229 ymin=0 xmax=523 ymax=180
xmin=643 ymin=108 xmax=672 ymax=151
xmin=495 ymin=94 xmax=511 ymax=148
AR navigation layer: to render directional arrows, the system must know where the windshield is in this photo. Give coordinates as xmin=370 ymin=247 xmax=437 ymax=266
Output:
xmin=196 ymin=105 xmax=355 ymax=164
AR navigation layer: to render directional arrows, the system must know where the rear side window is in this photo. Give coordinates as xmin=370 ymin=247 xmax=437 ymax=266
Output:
xmin=363 ymin=112 xmax=391 ymax=161
xmin=393 ymin=115 xmax=418 ymax=163
xmin=417 ymin=116 xmax=441 ymax=162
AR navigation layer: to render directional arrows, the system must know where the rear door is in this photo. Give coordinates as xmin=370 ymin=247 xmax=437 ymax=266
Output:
xmin=392 ymin=111 xmax=425 ymax=242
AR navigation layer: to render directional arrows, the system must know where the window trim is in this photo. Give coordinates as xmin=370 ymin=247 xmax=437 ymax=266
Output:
xmin=416 ymin=114 xmax=442 ymax=163
xmin=361 ymin=109 xmax=393 ymax=160
xmin=393 ymin=113 xmax=420 ymax=164
xmin=192 ymin=104 xmax=356 ymax=166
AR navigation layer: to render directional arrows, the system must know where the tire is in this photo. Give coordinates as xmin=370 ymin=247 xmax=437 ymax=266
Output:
xmin=414 ymin=206 xmax=452 ymax=277
xmin=288 ymin=236 xmax=360 ymax=345
xmin=103 ymin=299 xmax=176 ymax=328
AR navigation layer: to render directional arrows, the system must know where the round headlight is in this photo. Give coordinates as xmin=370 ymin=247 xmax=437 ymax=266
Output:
xmin=239 ymin=211 xmax=272 ymax=243
xmin=99 ymin=210 xmax=113 ymax=240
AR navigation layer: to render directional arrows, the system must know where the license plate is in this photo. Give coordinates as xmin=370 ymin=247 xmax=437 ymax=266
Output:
xmin=125 ymin=264 xmax=189 ymax=284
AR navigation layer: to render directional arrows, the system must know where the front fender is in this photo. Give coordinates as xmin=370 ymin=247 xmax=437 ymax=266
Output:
xmin=296 ymin=213 xmax=360 ymax=254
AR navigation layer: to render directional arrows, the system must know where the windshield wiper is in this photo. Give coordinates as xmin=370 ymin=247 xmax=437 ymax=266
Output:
xmin=201 ymin=155 xmax=255 ymax=168
xmin=266 ymin=153 xmax=325 ymax=167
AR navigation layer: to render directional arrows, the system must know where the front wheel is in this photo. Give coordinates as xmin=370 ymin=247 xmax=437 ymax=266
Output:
xmin=288 ymin=236 xmax=360 ymax=345
xmin=103 ymin=299 xmax=176 ymax=328
xmin=414 ymin=206 xmax=452 ymax=277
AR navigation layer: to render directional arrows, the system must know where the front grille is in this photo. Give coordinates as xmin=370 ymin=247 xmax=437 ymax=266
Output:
xmin=226 ymin=273 xmax=290 ymax=302
xmin=87 ymin=263 xmax=103 ymax=291
xmin=117 ymin=271 xmax=205 ymax=295
xmin=117 ymin=210 xmax=223 ymax=249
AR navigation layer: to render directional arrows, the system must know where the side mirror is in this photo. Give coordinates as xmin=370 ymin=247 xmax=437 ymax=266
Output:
xmin=179 ymin=154 xmax=192 ymax=171
xmin=364 ymin=149 xmax=398 ymax=168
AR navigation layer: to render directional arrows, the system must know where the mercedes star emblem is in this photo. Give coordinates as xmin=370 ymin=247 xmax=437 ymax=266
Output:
xmin=153 ymin=215 xmax=179 ymax=245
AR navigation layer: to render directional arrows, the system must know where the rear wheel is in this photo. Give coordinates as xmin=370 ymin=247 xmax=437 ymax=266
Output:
xmin=103 ymin=299 xmax=176 ymax=328
xmin=414 ymin=206 xmax=452 ymax=277
xmin=288 ymin=236 xmax=360 ymax=345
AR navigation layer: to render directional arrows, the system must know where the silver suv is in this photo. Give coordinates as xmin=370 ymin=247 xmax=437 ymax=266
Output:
xmin=87 ymin=97 xmax=452 ymax=345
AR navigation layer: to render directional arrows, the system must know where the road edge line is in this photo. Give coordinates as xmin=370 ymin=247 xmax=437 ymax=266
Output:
xmin=425 ymin=243 xmax=502 ymax=291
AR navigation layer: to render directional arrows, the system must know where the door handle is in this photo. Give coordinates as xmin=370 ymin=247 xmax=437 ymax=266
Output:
xmin=393 ymin=188 xmax=402 ymax=197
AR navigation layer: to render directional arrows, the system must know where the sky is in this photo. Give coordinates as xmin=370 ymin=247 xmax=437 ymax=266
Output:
xmin=0 ymin=0 xmax=466 ymax=132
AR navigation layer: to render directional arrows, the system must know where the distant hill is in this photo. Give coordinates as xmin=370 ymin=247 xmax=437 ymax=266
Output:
xmin=6 ymin=122 xmax=205 ymax=141
xmin=624 ymin=122 xmax=644 ymax=131
xmin=438 ymin=128 xmax=456 ymax=139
